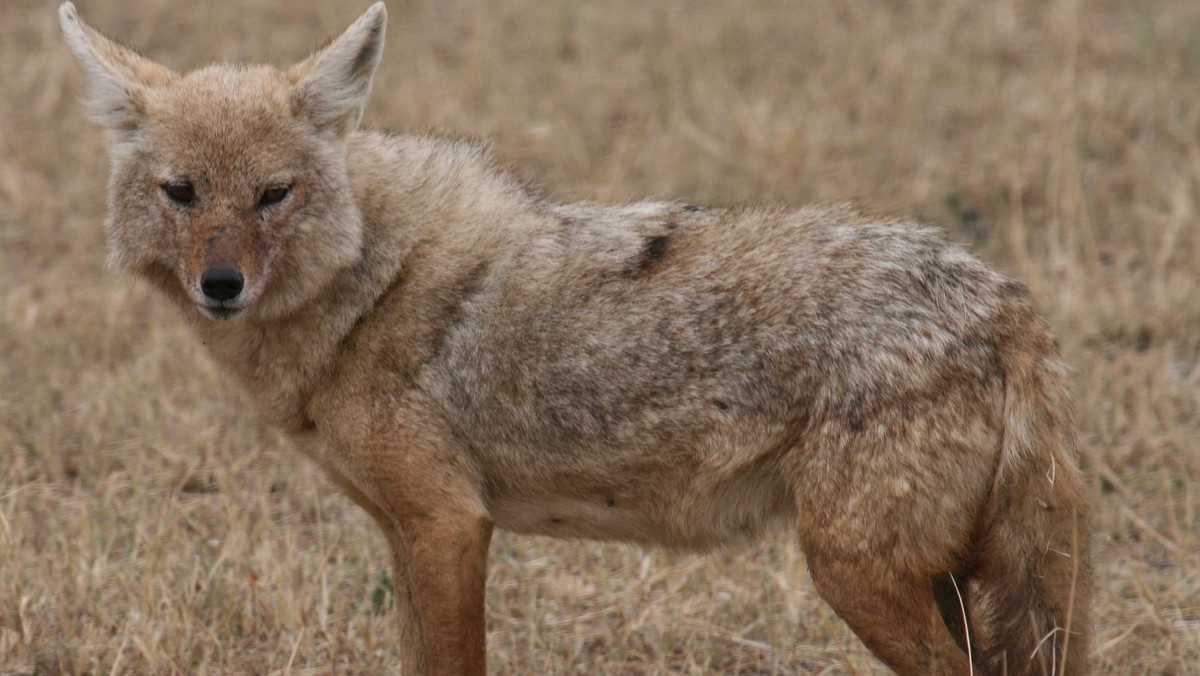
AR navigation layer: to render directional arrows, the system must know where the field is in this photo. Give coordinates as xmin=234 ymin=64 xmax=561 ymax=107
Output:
xmin=2 ymin=0 xmax=1199 ymax=673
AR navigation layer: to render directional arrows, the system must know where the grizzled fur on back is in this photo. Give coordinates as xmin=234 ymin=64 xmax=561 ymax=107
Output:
xmin=62 ymin=3 xmax=1091 ymax=675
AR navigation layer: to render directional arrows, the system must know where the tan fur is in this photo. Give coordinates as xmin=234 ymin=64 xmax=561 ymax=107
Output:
xmin=61 ymin=3 xmax=1092 ymax=674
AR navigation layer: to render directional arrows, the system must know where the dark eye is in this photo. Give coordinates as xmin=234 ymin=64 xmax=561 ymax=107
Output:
xmin=162 ymin=181 xmax=196 ymax=205
xmin=258 ymin=185 xmax=290 ymax=207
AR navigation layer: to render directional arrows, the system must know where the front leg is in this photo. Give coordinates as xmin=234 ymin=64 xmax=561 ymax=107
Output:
xmin=389 ymin=507 xmax=493 ymax=676
xmin=315 ymin=448 xmax=492 ymax=675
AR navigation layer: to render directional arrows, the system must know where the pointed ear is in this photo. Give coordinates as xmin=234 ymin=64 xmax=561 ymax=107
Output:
xmin=289 ymin=2 xmax=388 ymax=137
xmin=58 ymin=2 xmax=176 ymax=131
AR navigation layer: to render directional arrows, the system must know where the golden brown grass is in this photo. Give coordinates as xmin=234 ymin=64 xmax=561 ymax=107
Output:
xmin=2 ymin=0 xmax=1198 ymax=673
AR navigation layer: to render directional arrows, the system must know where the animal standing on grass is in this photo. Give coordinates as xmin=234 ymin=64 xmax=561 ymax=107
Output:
xmin=59 ymin=3 xmax=1091 ymax=674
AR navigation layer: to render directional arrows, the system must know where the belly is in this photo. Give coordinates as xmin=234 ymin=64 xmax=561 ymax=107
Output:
xmin=484 ymin=457 xmax=797 ymax=551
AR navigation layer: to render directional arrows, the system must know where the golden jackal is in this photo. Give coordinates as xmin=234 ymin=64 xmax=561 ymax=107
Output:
xmin=60 ymin=3 xmax=1091 ymax=674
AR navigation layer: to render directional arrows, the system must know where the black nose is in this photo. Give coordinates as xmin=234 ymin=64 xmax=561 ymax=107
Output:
xmin=200 ymin=267 xmax=244 ymax=301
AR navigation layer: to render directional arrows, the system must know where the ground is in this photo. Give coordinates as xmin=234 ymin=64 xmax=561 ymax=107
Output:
xmin=1 ymin=0 xmax=1198 ymax=673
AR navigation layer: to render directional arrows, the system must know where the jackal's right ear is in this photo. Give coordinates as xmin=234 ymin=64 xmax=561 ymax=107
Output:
xmin=58 ymin=2 xmax=176 ymax=132
xmin=289 ymin=3 xmax=388 ymax=137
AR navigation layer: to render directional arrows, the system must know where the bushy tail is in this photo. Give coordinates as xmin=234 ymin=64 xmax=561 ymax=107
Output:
xmin=972 ymin=307 xmax=1091 ymax=675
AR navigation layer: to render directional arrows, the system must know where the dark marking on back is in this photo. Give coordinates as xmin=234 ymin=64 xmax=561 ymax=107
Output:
xmin=631 ymin=234 xmax=669 ymax=276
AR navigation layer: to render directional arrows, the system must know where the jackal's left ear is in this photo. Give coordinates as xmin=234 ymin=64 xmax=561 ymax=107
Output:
xmin=290 ymin=3 xmax=388 ymax=137
xmin=58 ymin=2 xmax=176 ymax=132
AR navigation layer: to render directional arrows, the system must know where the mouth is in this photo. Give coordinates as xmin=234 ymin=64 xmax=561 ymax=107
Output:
xmin=199 ymin=305 xmax=244 ymax=320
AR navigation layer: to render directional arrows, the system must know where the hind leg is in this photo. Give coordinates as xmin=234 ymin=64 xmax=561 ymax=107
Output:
xmin=785 ymin=397 xmax=1002 ymax=673
xmin=795 ymin=475 xmax=983 ymax=675
xmin=805 ymin=549 xmax=973 ymax=675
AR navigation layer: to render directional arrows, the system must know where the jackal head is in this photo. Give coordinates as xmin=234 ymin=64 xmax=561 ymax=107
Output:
xmin=59 ymin=2 xmax=387 ymax=321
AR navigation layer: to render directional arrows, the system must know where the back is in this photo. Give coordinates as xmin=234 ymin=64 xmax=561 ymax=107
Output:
xmin=421 ymin=201 xmax=1015 ymax=475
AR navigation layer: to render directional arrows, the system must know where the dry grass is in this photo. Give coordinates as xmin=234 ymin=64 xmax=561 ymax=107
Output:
xmin=2 ymin=0 xmax=1199 ymax=673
